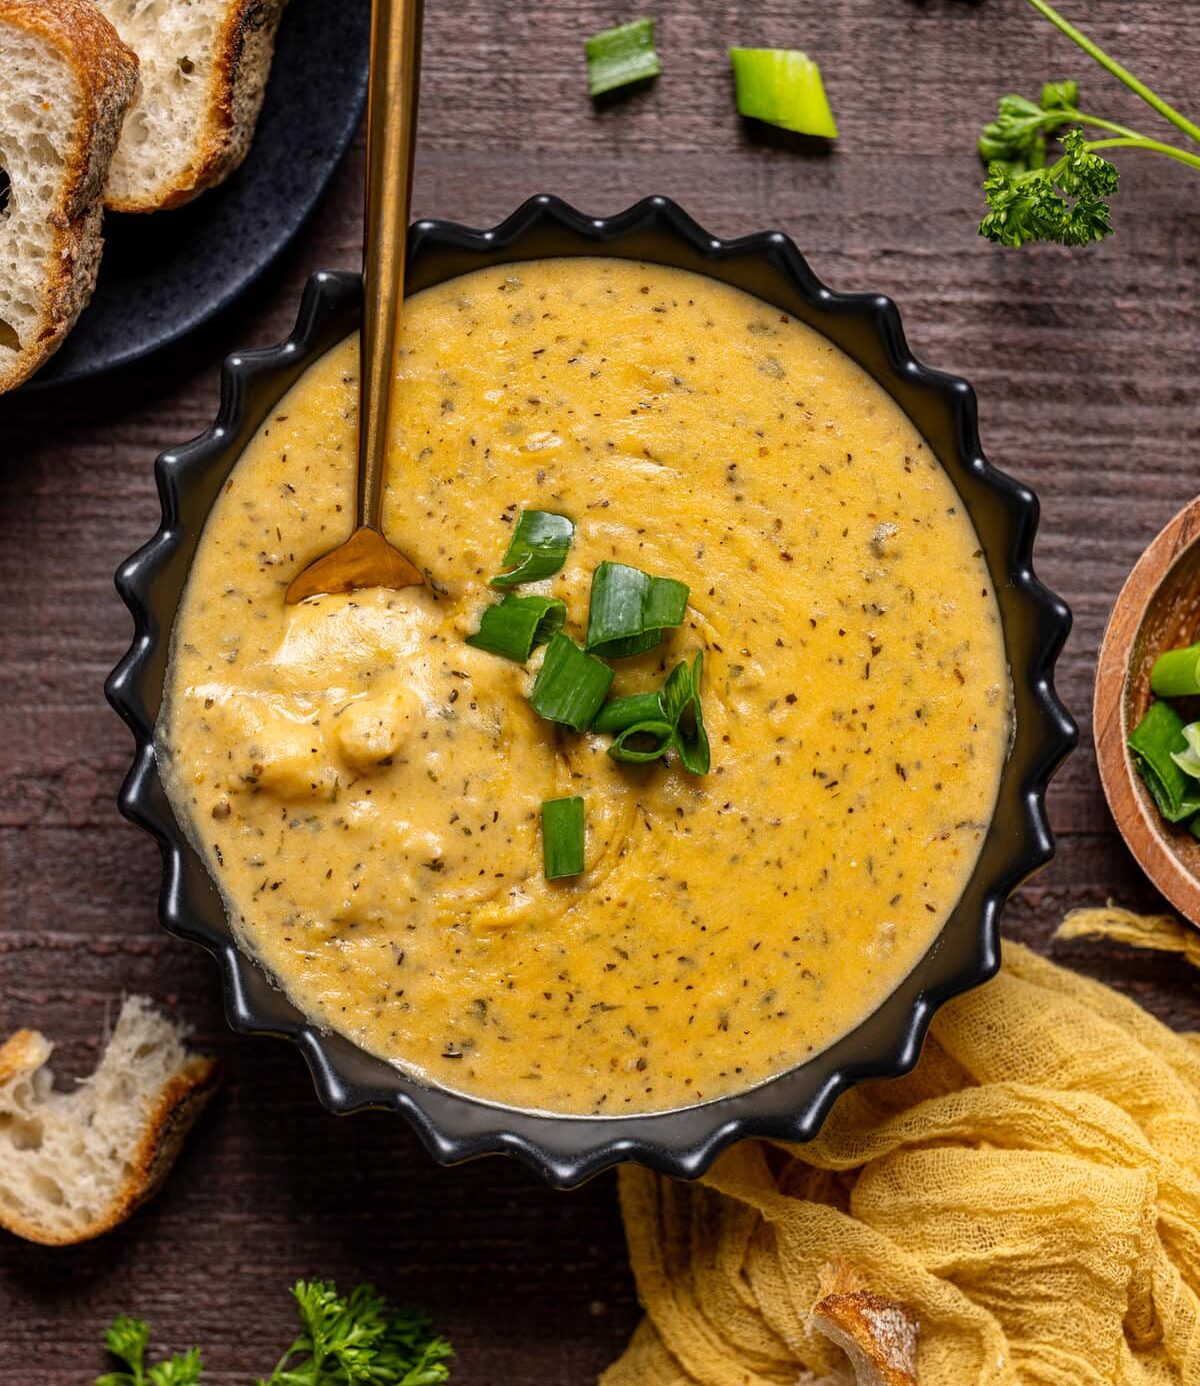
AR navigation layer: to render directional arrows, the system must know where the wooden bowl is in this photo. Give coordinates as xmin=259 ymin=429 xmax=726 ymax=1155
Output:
xmin=1096 ymin=495 xmax=1200 ymax=923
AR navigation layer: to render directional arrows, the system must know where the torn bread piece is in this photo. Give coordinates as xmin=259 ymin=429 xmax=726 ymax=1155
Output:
xmin=94 ymin=0 xmax=289 ymax=212
xmin=0 ymin=996 xmax=218 ymax=1246
xmin=0 ymin=0 xmax=138 ymax=391
xmin=807 ymin=1261 xmax=920 ymax=1386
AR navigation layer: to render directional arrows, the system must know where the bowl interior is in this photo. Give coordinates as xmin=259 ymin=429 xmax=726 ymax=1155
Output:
xmin=109 ymin=196 xmax=1074 ymax=1185
xmin=1096 ymin=496 xmax=1200 ymax=922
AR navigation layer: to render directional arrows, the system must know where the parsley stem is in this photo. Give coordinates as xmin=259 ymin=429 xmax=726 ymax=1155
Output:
xmin=1084 ymin=136 xmax=1200 ymax=173
xmin=1025 ymin=0 xmax=1200 ymax=146
xmin=1072 ymin=112 xmax=1146 ymax=142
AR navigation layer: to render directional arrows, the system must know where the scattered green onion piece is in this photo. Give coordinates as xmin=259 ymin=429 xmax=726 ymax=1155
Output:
xmin=599 ymin=653 xmax=711 ymax=772
xmin=591 ymin=690 xmax=666 ymax=735
xmin=673 ymin=651 xmax=711 ymax=775
xmin=662 ymin=654 xmax=695 ymax=725
xmin=1150 ymin=643 xmax=1200 ymax=698
xmin=490 ymin=510 xmax=574 ymax=588
xmin=1172 ymin=721 xmax=1200 ymax=780
xmin=585 ymin=18 xmax=661 ymax=98
xmin=584 ymin=561 xmax=689 ymax=659
xmin=608 ymin=720 xmax=677 ymax=764
xmin=1127 ymin=700 xmax=1200 ymax=823
xmin=529 ymin=633 xmax=614 ymax=732
xmin=542 ymin=796 xmax=585 ymax=879
xmin=729 ymin=48 xmax=839 ymax=139
xmin=592 ymin=629 xmax=662 ymax=660
xmin=465 ymin=594 xmax=565 ymax=662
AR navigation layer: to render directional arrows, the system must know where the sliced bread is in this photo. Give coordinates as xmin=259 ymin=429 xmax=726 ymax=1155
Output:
xmin=94 ymin=0 xmax=288 ymax=212
xmin=0 ymin=995 xmax=218 ymax=1246
xmin=0 ymin=0 xmax=137 ymax=393
xmin=807 ymin=1261 xmax=920 ymax=1386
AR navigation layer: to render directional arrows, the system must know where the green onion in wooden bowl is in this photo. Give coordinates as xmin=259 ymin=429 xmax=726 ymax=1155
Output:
xmin=1095 ymin=495 xmax=1200 ymax=924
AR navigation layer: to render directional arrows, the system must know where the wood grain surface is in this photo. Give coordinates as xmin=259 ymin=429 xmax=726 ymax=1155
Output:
xmin=1 ymin=1 xmax=1198 ymax=1381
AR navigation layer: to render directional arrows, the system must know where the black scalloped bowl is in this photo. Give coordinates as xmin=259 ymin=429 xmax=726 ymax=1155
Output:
xmin=106 ymin=196 xmax=1075 ymax=1187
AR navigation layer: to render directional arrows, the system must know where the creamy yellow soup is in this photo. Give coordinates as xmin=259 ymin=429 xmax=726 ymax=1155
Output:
xmin=160 ymin=258 xmax=1010 ymax=1115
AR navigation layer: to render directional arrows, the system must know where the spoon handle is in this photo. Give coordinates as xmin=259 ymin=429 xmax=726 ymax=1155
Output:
xmin=358 ymin=0 xmax=425 ymax=531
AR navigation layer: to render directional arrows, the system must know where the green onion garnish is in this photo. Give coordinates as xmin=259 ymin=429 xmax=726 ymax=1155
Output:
xmin=729 ymin=48 xmax=839 ymax=139
xmin=585 ymin=18 xmax=661 ymax=98
xmin=671 ymin=651 xmax=711 ymax=775
xmin=465 ymin=594 xmax=566 ymax=662
xmin=608 ymin=720 xmax=677 ymax=764
xmin=591 ymin=690 xmax=666 ymax=735
xmin=491 ymin=510 xmax=575 ymax=588
xmin=600 ymin=652 xmax=710 ymax=773
xmin=1151 ymin=643 xmax=1200 ymax=698
xmin=1127 ymin=699 xmax=1200 ymax=823
xmin=584 ymin=561 xmax=689 ymax=659
xmin=529 ymin=633 xmax=615 ymax=732
xmin=1172 ymin=721 xmax=1200 ymax=780
xmin=542 ymin=796 xmax=585 ymax=879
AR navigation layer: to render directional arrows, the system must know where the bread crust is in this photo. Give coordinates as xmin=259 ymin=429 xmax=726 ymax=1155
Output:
xmin=0 ymin=0 xmax=137 ymax=392
xmin=808 ymin=1262 xmax=920 ymax=1386
xmin=105 ymin=0 xmax=289 ymax=213
xmin=0 ymin=1023 xmax=219 ymax=1248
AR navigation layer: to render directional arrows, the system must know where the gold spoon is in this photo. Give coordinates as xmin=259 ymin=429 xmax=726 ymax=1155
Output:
xmin=286 ymin=0 xmax=426 ymax=604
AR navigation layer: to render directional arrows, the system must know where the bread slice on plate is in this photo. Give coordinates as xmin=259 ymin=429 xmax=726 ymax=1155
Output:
xmin=94 ymin=0 xmax=289 ymax=213
xmin=0 ymin=996 xmax=218 ymax=1246
xmin=0 ymin=0 xmax=137 ymax=393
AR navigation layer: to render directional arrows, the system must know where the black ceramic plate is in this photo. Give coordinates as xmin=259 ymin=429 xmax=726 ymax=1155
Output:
xmin=108 ymin=196 xmax=1076 ymax=1188
xmin=21 ymin=0 xmax=368 ymax=392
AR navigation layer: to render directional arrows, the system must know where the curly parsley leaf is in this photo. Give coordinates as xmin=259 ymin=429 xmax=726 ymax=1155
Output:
xmin=264 ymin=1281 xmax=452 ymax=1386
xmin=148 ymin=1351 xmax=204 ymax=1386
xmin=980 ymin=128 xmax=1119 ymax=247
xmin=975 ymin=0 xmax=1200 ymax=249
xmin=977 ymin=83 xmax=1080 ymax=173
xmin=96 ymin=1318 xmax=202 ymax=1386
xmin=97 ymin=1283 xmax=451 ymax=1386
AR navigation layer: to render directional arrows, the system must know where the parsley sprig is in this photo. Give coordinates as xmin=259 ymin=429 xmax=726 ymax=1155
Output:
xmin=96 ymin=1281 xmax=452 ymax=1386
xmin=978 ymin=0 xmax=1200 ymax=248
xmin=96 ymin=1318 xmax=202 ymax=1386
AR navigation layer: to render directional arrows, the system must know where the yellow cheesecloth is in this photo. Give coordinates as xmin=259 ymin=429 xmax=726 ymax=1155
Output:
xmin=602 ymin=923 xmax=1200 ymax=1385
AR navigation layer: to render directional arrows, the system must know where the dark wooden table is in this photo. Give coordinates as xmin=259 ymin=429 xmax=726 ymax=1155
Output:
xmin=2 ymin=2 xmax=1197 ymax=1380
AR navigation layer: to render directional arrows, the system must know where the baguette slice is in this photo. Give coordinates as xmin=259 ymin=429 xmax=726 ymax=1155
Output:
xmin=95 ymin=0 xmax=288 ymax=212
xmin=0 ymin=996 xmax=218 ymax=1246
xmin=807 ymin=1262 xmax=920 ymax=1386
xmin=0 ymin=0 xmax=137 ymax=392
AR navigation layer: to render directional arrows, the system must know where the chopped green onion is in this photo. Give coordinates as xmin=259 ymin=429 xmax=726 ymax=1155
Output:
xmin=491 ymin=510 xmax=574 ymax=588
xmin=1172 ymin=721 xmax=1200 ymax=780
xmin=673 ymin=651 xmax=711 ymax=775
xmin=595 ymin=629 xmax=662 ymax=660
xmin=592 ymin=690 xmax=666 ymax=734
xmin=608 ymin=720 xmax=677 ymax=764
xmin=584 ymin=561 xmax=689 ymax=659
xmin=466 ymin=594 xmax=565 ymax=662
xmin=585 ymin=18 xmax=661 ymax=98
xmin=662 ymin=653 xmax=695 ymax=724
xmin=1151 ymin=643 xmax=1200 ymax=698
xmin=1128 ymin=699 xmax=1200 ymax=823
xmin=599 ymin=652 xmax=710 ymax=772
xmin=542 ymin=796 xmax=585 ymax=879
xmin=529 ymin=633 xmax=615 ymax=732
xmin=729 ymin=48 xmax=839 ymax=139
